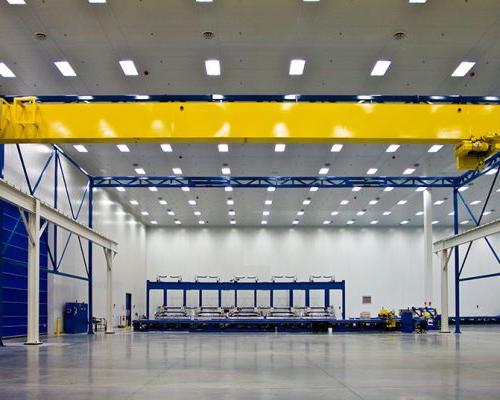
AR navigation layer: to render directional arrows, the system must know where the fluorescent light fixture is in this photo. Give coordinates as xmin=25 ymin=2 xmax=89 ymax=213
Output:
xmin=297 ymin=210 xmax=305 ymax=216
xmin=218 ymin=143 xmax=229 ymax=152
xmin=230 ymin=220 xmax=236 ymax=225
xmin=130 ymin=200 xmax=139 ymax=205
xmin=323 ymin=220 xmax=331 ymax=225
xmin=416 ymin=187 xmax=426 ymax=192
xmin=167 ymin=210 xmax=175 ymax=216
xmin=370 ymin=60 xmax=391 ymax=76
xmin=357 ymin=95 xmax=373 ymax=100
xmin=356 ymin=211 xmax=366 ymax=216
xmin=225 ymin=186 xmax=233 ymax=192
xmin=331 ymin=144 xmax=343 ymax=152
xmin=73 ymin=145 xmax=88 ymax=153
xmin=6 ymin=0 xmax=26 ymax=4
xmin=116 ymin=144 xmax=130 ymax=152
xmin=434 ymin=200 xmax=444 ymax=205
xmin=416 ymin=211 xmax=424 ymax=216
xmin=483 ymin=210 xmax=492 ymax=216
xmin=196 ymin=0 xmax=214 ymax=2
xmin=310 ymin=186 xmax=319 ymax=192
xmin=384 ymin=187 xmax=394 ymax=192
xmin=263 ymin=211 xmax=270 ymax=216
xmin=284 ymin=94 xmax=299 ymax=100
xmin=319 ymin=167 xmax=329 ymax=175
xmin=289 ymin=59 xmax=306 ymax=75
xmin=267 ymin=187 xmax=276 ymax=192
xmin=484 ymin=96 xmax=499 ymax=101
xmin=275 ymin=143 xmax=286 ymax=152
xmin=0 ymin=62 xmax=16 ymax=77
xmin=367 ymin=168 xmax=378 ymax=175
xmin=383 ymin=211 xmax=392 ymax=216
xmin=161 ymin=144 xmax=173 ymax=152
xmin=141 ymin=211 xmax=149 ymax=216
xmin=400 ymin=220 xmax=409 ymax=225
xmin=149 ymin=187 xmax=158 ymax=192
xmin=265 ymin=200 xmax=273 ymax=205
xmin=432 ymin=220 xmax=440 ymax=225
xmin=54 ymin=61 xmax=77 ymax=76
xmin=340 ymin=200 xmax=349 ymax=205
xmin=159 ymin=200 xmax=167 ymax=205
xmin=135 ymin=168 xmax=146 ymax=174
xmin=194 ymin=211 xmax=201 ymax=216
xmin=188 ymin=200 xmax=197 ymax=205
xmin=212 ymin=94 xmax=224 ymax=100
xmin=205 ymin=59 xmax=221 ymax=76
xmin=386 ymin=144 xmax=400 ymax=153
xmin=261 ymin=220 xmax=268 ymax=225
xmin=116 ymin=187 xmax=125 ymax=192
xmin=346 ymin=220 xmax=355 ymax=225
xmin=428 ymin=144 xmax=443 ymax=153
xmin=352 ymin=187 xmax=361 ymax=192
xmin=135 ymin=95 xmax=150 ymax=100
xmin=409 ymin=0 xmax=427 ymax=3
xmin=302 ymin=199 xmax=311 ymax=205
xmin=119 ymin=60 xmax=139 ymax=76
xmin=221 ymin=166 xmax=231 ymax=175
xmin=470 ymin=200 xmax=481 ymax=205
xmin=174 ymin=219 xmax=181 ymax=225
xmin=369 ymin=200 xmax=378 ymax=205
xmin=397 ymin=200 xmax=407 ymax=205
xmin=198 ymin=220 xmax=206 ymax=225
xmin=486 ymin=168 xmax=498 ymax=175
xmin=458 ymin=186 xmax=469 ymax=192
xmin=451 ymin=61 xmax=475 ymax=77
xmin=331 ymin=211 xmax=339 ymax=216
xmin=226 ymin=199 xmax=234 ymax=205
xmin=172 ymin=168 xmax=183 ymax=175
xmin=370 ymin=220 xmax=378 ymax=225
xmin=448 ymin=211 xmax=455 ymax=216
xmin=181 ymin=187 xmax=190 ymax=192
xmin=228 ymin=210 xmax=236 ymax=216
xmin=460 ymin=220 xmax=470 ymax=225
xmin=292 ymin=220 xmax=299 ymax=225
xmin=403 ymin=168 xmax=416 ymax=175
xmin=150 ymin=220 xmax=158 ymax=225
xmin=78 ymin=95 xmax=93 ymax=100
xmin=430 ymin=96 xmax=445 ymax=100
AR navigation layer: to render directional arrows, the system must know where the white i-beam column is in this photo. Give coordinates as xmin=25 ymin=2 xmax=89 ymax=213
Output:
xmin=25 ymin=200 xmax=41 ymax=345
xmin=440 ymin=249 xmax=450 ymax=333
xmin=104 ymin=248 xmax=115 ymax=334
xmin=423 ymin=189 xmax=433 ymax=305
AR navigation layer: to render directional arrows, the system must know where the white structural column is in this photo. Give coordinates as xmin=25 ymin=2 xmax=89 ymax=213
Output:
xmin=104 ymin=248 xmax=115 ymax=334
xmin=25 ymin=200 xmax=41 ymax=345
xmin=440 ymin=249 xmax=450 ymax=333
xmin=423 ymin=189 xmax=433 ymax=305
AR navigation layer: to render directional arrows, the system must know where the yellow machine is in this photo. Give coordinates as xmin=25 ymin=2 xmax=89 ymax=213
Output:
xmin=378 ymin=308 xmax=397 ymax=329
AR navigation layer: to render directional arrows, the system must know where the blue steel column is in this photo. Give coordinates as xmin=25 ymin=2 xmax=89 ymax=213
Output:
xmin=87 ymin=180 xmax=94 ymax=334
xmin=163 ymin=290 xmax=167 ymax=306
xmin=53 ymin=151 xmax=58 ymax=268
xmin=342 ymin=282 xmax=346 ymax=320
xmin=0 ymin=144 xmax=4 ymax=346
xmin=146 ymin=284 xmax=150 ymax=319
xmin=453 ymin=188 xmax=461 ymax=334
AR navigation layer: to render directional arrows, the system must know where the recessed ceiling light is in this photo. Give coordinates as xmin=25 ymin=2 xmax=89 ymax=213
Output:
xmin=485 ymin=168 xmax=498 ymax=176
xmin=73 ymin=145 xmax=88 ymax=153
xmin=199 ymin=220 xmax=206 ymax=225
xmin=159 ymin=200 xmax=167 ymax=205
xmin=205 ymin=59 xmax=221 ymax=76
xmin=352 ymin=187 xmax=361 ymax=192
xmin=371 ymin=60 xmax=391 ymax=76
xmin=212 ymin=94 xmax=224 ymax=100
xmin=331 ymin=144 xmax=343 ymax=152
xmin=194 ymin=211 xmax=201 ymax=216
xmin=346 ymin=220 xmax=355 ymax=225
xmin=261 ymin=220 xmax=268 ymax=225
xmin=460 ymin=220 xmax=470 ymax=225
xmin=319 ymin=167 xmax=329 ymax=175
xmin=130 ymin=200 xmax=139 ymax=205
xmin=149 ymin=187 xmax=158 ymax=192
xmin=119 ymin=60 xmax=139 ymax=76
xmin=416 ymin=187 xmax=426 ymax=192
xmin=0 ymin=62 xmax=16 ymax=77
xmin=188 ymin=200 xmax=197 ymax=205
xmin=150 ymin=220 xmax=158 ymax=225
xmin=267 ymin=187 xmax=276 ymax=192
xmin=451 ymin=61 xmax=475 ymax=77
xmin=297 ymin=210 xmax=305 ymax=216
xmin=228 ymin=210 xmax=236 ymax=216
xmin=168 ymin=210 xmax=175 ymax=216
xmin=217 ymin=143 xmax=229 ymax=152
xmin=289 ymin=59 xmax=306 ymax=76
xmin=369 ymin=200 xmax=378 ymax=205
xmin=370 ymin=220 xmax=379 ymax=225
xmin=356 ymin=211 xmax=366 ymax=216
xmin=172 ymin=167 xmax=183 ymax=175
xmin=135 ymin=167 xmax=146 ymax=174
xmin=225 ymin=187 xmax=233 ymax=192
xmin=331 ymin=211 xmax=339 ymax=216
xmin=54 ymin=61 xmax=77 ymax=77
xmin=340 ymin=200 xmax=349 ymax=205
xmin=323 ymin=220 xmax=331 ymax=225
xmin=141 ymin=211 xmax=149 ymax=216
xmin=303 ymin=199 xmax=311 ymax=205
xmin=181 ymin=187 xmax=190 ymax=192
xmin=367 ymin=168 xmax=378 ymax=175
xmin=428 ymin=144 xmax=443 ymax=153
xmin=116 ymin=187 xmax=126 ymax=192
xmin=265 ymin=200 xmax=273 ymax=205
xmin=221 ymin=166 xmax=231 ymax=175
xmin=263 ymin=211 xmax=270 ymax=216
xmin=383 ymin=211 xmax=392 ymax=216
xmin=386 ymin=144 xmax=400 ymax=153
xmin=78 ymin=95 xmax=93 ymax=100
xmin=161 ymin=144 xmax=173 ymax=152
xmin=458 ymin=186 xmax=469 ymax=192
xmin=416 ymin=211 xmax=424 ymax=216
xmin=116 ymin=144 xmax=130 ymax=152
xmin=275 ymin=143 xmax=286 ymax=152
xmin=230 ymin=220 xmax=236 ymax=225
xmin=6 ymin=0 xmax=26 ymax=4
xmin=174 ymin=219 xmax=181 ymax=225
xmin=434 ymin=200 xmax=444 ymax=205
xmin=226 ymin=199 xmax=234 ymax=205
xmin=470 ymin=200 xmax=481 ymax=205
xmin=403 ymin=168 xmax=416 ymax=175
xmin=397 ymin=200 xmax=408 ymax=205
xmin=292 ymin=220 xmax=299 ymax=225
xmin=432 ymin=220 xmax=440 ymax=225
xmin=310 ymin=186 xmax=319 ymax=192
xmin=384 ymin=187 xmax=394 ymax=192
xmin=400 ymin=220 xmax=409 ymax=225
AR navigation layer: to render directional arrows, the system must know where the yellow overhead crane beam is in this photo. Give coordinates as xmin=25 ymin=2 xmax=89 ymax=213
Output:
xmin=0 ymin=96 xmax=498 ymax=169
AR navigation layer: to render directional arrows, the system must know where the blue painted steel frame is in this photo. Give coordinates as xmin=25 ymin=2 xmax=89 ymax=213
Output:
xmin=146 ymin=280 xmax=346 ymax=320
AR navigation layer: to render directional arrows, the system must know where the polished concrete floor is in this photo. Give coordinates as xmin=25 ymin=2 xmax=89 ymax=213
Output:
xmin=1 ymin=327 xmax=500 ymax=399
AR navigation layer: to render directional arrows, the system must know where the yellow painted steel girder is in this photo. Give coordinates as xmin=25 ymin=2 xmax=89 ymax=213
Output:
xmin=1 ymin=97 xmax=499 ymax=145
